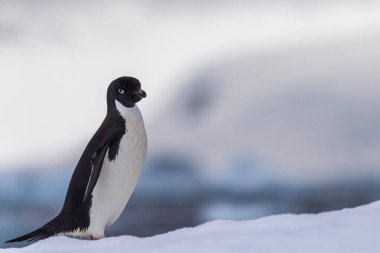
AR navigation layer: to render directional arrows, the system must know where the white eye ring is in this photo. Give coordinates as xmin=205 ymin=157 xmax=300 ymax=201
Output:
xmin=118 ymin=89 xmax=124 ymax=94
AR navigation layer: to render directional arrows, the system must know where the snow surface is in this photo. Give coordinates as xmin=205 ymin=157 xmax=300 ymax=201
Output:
xmin=3 ymin=201 xmax=380 ymax=253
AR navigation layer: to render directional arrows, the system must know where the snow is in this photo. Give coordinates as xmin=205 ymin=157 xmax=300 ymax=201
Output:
xmin=3 ymin=201 xmax=380 ymax=253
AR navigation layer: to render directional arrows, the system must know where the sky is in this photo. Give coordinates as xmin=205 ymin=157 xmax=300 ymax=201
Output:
xmin=0 ymin=0 xmax=380 ymax=179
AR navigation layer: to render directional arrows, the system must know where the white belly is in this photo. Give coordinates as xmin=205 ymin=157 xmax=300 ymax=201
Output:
xmin=88 ymin=114 xmax=147 ymax=238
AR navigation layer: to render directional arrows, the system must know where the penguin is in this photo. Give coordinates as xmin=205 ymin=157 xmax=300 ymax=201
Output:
xmin=6 ymin=76 xmax=147 ymax=243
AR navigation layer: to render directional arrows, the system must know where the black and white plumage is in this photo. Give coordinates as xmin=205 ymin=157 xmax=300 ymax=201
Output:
xmin=6 ymin=76 xmax=147 ymax=243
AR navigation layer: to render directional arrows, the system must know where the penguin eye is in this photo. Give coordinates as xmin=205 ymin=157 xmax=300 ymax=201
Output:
xmin=118 ymin=89 xmax=124 ymax=94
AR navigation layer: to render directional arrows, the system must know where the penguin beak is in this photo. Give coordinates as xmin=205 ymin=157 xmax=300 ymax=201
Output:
xmin=134 ymin=89 xmax=147 ymax=99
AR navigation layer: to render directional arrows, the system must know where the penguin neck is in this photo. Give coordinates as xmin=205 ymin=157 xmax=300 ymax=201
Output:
xmin=108 ymin=100 xmax=144 ymax=125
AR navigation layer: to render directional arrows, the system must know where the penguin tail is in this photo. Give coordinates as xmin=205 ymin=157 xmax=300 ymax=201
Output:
xmin=5 ymin=216 xmax=62 ymax=243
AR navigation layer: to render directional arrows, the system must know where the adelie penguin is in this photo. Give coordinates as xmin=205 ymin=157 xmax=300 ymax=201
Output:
xmin=6 ymin=76 xmax=147 ymax=243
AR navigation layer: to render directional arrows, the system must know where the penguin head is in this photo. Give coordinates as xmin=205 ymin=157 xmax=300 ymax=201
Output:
xmin=107 ymin=76 xmax=147 ymax=108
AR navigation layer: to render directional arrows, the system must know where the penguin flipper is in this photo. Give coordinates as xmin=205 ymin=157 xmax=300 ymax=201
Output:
xmin=83 ymin=143 xmax=110 ymax=201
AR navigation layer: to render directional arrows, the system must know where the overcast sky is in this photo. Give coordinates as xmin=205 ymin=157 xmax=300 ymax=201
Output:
xmin=1 ymin=1 xmax=380 ymax=172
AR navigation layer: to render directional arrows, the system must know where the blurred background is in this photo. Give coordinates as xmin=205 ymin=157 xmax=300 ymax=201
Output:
xmin=1 ymin=0 xmax=380 ymax=248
